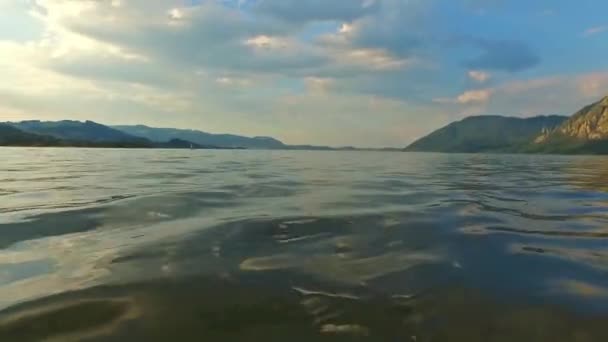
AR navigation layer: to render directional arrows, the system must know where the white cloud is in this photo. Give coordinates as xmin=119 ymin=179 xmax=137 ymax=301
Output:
xmin=168 ymin=8 xmax=184 ymax=20
xmin=215 ymin=76 xmax=253 ymax=87
xmin=339 ymin=48 xmax=412 ymax=71
xmin=457 ymin=89 xmax=492 ymax=104
xmin=468 ymin=70 xmax=490 ymax=83
xmin=339 ymin=23 xmax=353 ymax=34
xmin=583 ymin=25 xmax=608 ymax=37
xmin=244 ymin=35 xmax=288 ymax=49
xmin=434 ymin=89 xmax=493 ymax=104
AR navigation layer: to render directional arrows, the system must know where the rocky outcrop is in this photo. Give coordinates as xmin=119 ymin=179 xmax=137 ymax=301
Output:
xmin=527 ymin=95 xmax=608 ymax=154
xmin=554 ymin=96 xmax=608 ymax=140
xmin=534 ymin=126 xmax=552 ymax=143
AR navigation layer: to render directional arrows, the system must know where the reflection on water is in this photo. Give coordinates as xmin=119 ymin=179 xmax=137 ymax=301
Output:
xmin=2 ymin=275 xmax=608 ymax=342
xmin=1 ymin=148 xmax=608 ymax=340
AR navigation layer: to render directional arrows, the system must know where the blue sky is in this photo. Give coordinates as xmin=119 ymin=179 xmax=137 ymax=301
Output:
xmin=0 ymin=0 xmax=607 ymax=146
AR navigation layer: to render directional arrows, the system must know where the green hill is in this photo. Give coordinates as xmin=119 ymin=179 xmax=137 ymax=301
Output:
xmin=0 ymin=121 xmax=208 ymax=149
xmin=10 ymin=120 xmax=149 ymax=144
xmin=405 ymin=115 xmax=566 ymax=153
xmin=0 ymin=124 xmax=60 ymax=146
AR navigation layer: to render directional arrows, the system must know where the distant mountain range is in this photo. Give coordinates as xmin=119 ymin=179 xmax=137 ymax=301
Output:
xmin=0 ymin=124 xmax=61 ymax=146
xmin=0 ymin=121 xmax=232 ymax=149
xmin=405 ymin=95 xmax=608 ymax=154
xmin=112 ymin=125 xmax=285 ymax=149
xmin=4 ymin=95 xmax=608 ymax=153
xmin=0 ymin=120 xmax=400 ymax=151
xmin=13 ymin=120 xmax=147 ymax=144
xmin=111 ymin=125 xmax=401 ymax=151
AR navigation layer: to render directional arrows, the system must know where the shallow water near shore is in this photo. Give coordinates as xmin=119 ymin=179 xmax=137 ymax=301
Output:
xmin=1 ymin=148 xmax=608 ymax=341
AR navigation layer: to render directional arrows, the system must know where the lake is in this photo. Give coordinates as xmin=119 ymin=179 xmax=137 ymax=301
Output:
xmin=1 ymin=148 xmax=608 ymax=341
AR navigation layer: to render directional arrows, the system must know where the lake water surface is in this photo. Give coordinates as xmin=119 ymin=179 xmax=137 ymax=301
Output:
xmin=1 ymin=148 xmax=608 ymax=341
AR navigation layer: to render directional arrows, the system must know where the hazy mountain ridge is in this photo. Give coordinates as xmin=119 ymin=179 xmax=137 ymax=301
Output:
xmin=0 ymin=121 xmax=223 ymax=149
xmin=113 ymin=125 xmax=286 ymax=149
xmin=11 ymin=120 xmax=149 ymax=144
xmin=0 ymin=124 xmax=61 ymax=146
xmin=404 ymin=115 xmax=567 ymax=153
xmin=112 ymin=125 xmax=399 ymax=151
xmin=0 ymin=121 xmax=395 ymax=150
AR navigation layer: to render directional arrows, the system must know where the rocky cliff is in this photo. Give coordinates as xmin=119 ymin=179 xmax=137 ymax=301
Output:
xmin=555 ymin=96 xmax=608 ymax=140
xmin=530 ymin=95 xmax=608 ymax=154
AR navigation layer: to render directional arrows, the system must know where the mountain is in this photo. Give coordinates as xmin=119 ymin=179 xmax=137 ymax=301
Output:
xmin=113 ymin=125 xmax=286 ymax=149
xmin=405 ymin=115 xmax=567 ymax=153
xmin=1 ymin=121 xmax=391 ymax=151
xmin=530 ymin=96 xmax=608 ymax=154
xmin=0 ymin=124 xmax=60 ymax=146
xmin=10 ymin=120 xmax=149 ymax=144
xmin=1 ymin=121 xmax=216 ymax=149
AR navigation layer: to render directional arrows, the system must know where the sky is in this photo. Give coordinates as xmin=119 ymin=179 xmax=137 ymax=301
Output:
xmin=0 ymin=0 xmax=607 ymax=147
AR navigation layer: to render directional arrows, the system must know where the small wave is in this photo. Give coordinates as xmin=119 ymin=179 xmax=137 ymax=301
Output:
xmin=0 ymin=195 xmax=136 ymax=213
xmin=320 ymin=324 xmax=370 ymax=336
xmin=276 ymin=233 xmax=330 ymax=244
xmin=480 ymin=226 xmax=608 ymax=239
xmin=292 ymin=286 xmax=360 ymax=300
xmin=511 ymin=243 xmax=608 ymax=271
xmin=453 ymin=199 xmax=604 ymax=222
xmin=240 ymin=250 xmax=443 ymax=284
xmin=0 ymin=176 xmax=79 ymax=182
xmin=0 ymin=194 xmax=136 ymax=215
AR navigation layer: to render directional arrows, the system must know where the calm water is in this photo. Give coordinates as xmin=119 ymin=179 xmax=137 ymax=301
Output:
xmin=1 ymin=148 xmax=608 ymax=341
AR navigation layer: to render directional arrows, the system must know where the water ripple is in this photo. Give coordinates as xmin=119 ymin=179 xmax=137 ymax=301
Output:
xmin=2 ymin=149 xmax=608 ymax=339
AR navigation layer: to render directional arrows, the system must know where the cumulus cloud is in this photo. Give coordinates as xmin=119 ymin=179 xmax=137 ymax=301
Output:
xmin=434 ymin=89 xmax=493 ymax=105
xmin=0 ymin=0 xmax=606 ymax=146
xmin=457 ymin=89 xmax=493 ymax=104
xmin=40 ymin=0 xmax=417 ymax=82
xmin=468 ymin=70 xmax=491 ymax=82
